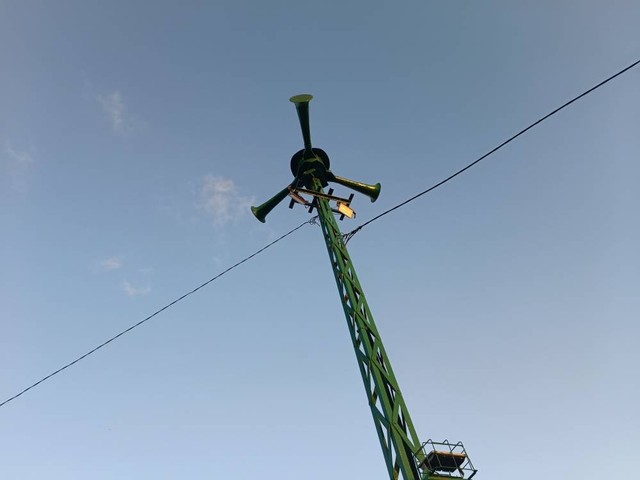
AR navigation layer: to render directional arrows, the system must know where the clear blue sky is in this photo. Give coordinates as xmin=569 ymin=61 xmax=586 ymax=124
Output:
xmin=1 ymin=1 xmax=639 ymax=479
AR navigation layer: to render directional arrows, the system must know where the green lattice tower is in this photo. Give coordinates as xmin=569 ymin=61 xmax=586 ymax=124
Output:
xmin=312 ymin=177 xmax=427 ymax=480
xmin=251 ymin=94 xmax=476 ymax=480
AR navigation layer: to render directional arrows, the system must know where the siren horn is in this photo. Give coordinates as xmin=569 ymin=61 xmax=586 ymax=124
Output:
xmin=289 ymin=94 xmax=313 ymax=153
xmin=251 ymin=185 xmax=292 ymax=223
xmin=328 ymin=173 xmax=381 ymax=203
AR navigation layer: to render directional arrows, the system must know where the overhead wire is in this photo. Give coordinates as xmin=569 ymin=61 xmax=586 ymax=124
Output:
xmin=3 ymin=58 xmax=639 ymax=409
xmin=343 ymin=58 xmax=640 ymax=244
xmin=0 ymin=218 xmax=315 ymax=409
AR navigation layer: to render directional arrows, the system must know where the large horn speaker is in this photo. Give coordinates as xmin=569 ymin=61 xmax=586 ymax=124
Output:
xmin=250 ymin=186 xmax=291 ymax=223
xmin=328 ymin=174 xmax=381 ymax=203
xmin=251 ymin=94 xmax=382 ymax=222
xmin=289 ymin=94 xmax=313 ymax=153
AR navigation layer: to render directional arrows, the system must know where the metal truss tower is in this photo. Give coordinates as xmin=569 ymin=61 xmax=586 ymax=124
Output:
xmin=251 ymin=95 xmax=476 ymax=480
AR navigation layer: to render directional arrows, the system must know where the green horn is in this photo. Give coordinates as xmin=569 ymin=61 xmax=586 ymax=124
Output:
xmin=251 ymin=185 xmax=291 ymax=223
xmin=329 ymin=174 xmax=381 ymax=203
xmin=289 ymin=94 xmax=313 ymax=154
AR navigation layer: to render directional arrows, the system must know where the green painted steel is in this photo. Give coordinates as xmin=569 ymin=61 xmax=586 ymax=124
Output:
xmin=311 ymin=177 xmax=429 ymax=480
xmin=251 ymin=94 xmax=442 ymax=480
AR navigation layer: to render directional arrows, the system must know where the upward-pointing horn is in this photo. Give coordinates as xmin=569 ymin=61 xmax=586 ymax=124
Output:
xmin=289 ymin=94 xmax=313 ymax=154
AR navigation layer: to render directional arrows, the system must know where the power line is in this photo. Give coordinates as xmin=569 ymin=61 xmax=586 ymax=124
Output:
xmin=0 ymin=219 xmax=314 ymax=409
xmin=343 ymin=58 xmax=640 ymax=244
xmin=4 ymin=59 xmax=638 ymax=409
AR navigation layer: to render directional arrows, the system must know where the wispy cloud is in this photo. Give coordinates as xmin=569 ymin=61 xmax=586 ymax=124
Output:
xmin=198 ymin=175 xmax=255 ymax=227
xmin=4 ymin=141 xmax=34 ymax=166
xmin=122 ymin=280 xmax=151 ymax=297
xmin=2 ymin=140 xmax=34 ymax=191
xmin=100 ymin=256 xmax=123 ymax=271
xmin=97 ymin=91 xmax=142 ymax=135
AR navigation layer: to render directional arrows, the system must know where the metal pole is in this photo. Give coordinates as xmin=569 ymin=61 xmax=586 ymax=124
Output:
xmin=312 ymin=178 xmax=428 ymax=480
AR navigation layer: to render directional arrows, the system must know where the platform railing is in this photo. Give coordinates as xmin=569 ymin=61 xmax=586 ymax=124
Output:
xmin=414 ymin=439 xmax=477 ymax=479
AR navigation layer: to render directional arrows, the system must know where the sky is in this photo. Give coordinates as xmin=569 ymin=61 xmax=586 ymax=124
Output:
xmin=1 ymin=1 xmax=639 ymax=479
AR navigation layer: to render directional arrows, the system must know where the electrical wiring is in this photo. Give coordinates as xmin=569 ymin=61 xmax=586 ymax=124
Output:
xmin=0 ymin=218 xmax=314 ymax=409
xmin=3 ymin=57 xmax=638 ymax=409
xmin=343 ymin=58 xmax=640 ymax=244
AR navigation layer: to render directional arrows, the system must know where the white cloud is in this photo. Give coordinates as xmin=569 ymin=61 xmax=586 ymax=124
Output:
xmin=97 ymin=91 xmax=141 ymax=135
xmin=4 ymin=141 xmax=34 ymax=166
xmin=2 ymin=140 xmax=34 ymax=192
xmin=100 ymin=256 xmax=123 ymax=271
xmin=122 ymin=280 xmax=150 ymax=297
xmin=198 ymin=175 xmax=255 ymax=227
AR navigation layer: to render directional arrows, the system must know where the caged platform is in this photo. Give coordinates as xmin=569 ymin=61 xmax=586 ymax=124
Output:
xmin=415 ymin=440 xmax=477 ymax=479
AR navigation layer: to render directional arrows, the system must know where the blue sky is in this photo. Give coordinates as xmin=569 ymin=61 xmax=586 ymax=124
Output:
xmin=1 ymin=1 xmax=639 ymax=479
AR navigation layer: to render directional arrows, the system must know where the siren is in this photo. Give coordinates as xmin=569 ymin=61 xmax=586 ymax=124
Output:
xmin=250 ymin=185 xmax=291 ymax=224
xmin=250 ymin=94 xmax=381 ymax=222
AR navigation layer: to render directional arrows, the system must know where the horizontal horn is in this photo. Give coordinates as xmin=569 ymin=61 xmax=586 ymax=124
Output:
xmin=328 ymin=174 xmax=381 ymax=203
xmin=251 ymin=185 xmax=291 ymax=223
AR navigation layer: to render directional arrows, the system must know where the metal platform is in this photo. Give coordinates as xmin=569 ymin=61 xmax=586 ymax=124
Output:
xmin=415 ymin=440 xmax=477 ymax=479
